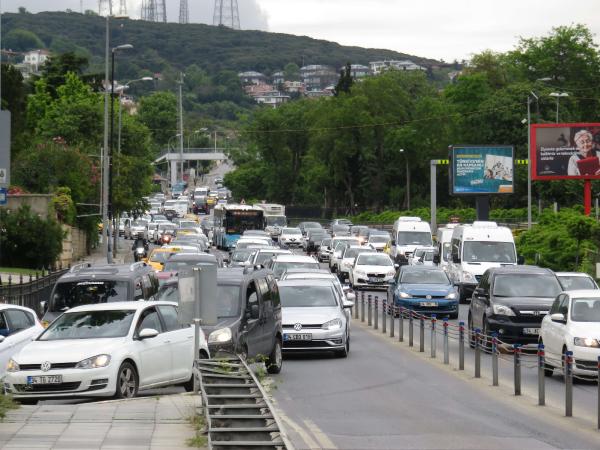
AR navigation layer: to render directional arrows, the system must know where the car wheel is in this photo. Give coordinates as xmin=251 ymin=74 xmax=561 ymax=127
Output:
xmin=266 ymin=339 xmax=283 ymax=374
xmin=468 ymin=315 xmax=476 ymax=349
xmin=335 ymin=334 xmax=349 ymax=358
xmin=114 ymin=362 xmax=138 ymax=399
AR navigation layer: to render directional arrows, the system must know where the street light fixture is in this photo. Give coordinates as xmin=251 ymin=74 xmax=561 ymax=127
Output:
xmin=549 ymin=92 xmax=569 ymax=123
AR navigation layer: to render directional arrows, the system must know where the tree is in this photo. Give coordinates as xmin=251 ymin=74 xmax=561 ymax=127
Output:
xmin=334 ymin=62 xmax=353 ymax=96
xmin=39 ymin=52 xmax=99 ymax=97
xmin=137 ymin=91 xmax=178 ymax=147
xmin=0 ymin=65 xmax=27 ymax=139
xmin=3 ymin=29 xmax=44 ymax=52
xmin=283 ymin=63 xmax=300 ymax=81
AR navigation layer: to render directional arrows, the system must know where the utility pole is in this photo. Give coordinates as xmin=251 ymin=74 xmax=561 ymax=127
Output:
xmin=178 ymin=72 xmax=185 ymax=183
xmin=102 ymin=15 xmax=112 ymax=263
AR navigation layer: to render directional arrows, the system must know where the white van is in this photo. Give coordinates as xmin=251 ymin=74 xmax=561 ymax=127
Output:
xmin=436 ymin=224 xmax=459 ymax=270
xmin=390 ymin=217 xmax=433 ymax=265
xmin=447 ymin=221 xmax=517 ymax=302
xmin=174 ymin=200 xmax=189 ymax=218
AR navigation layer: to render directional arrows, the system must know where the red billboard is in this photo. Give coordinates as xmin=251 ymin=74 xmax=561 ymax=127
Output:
xmin=531 ymin=123 xmax=600 ymax=180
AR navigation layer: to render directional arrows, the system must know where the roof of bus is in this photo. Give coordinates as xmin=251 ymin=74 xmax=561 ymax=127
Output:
xmin=215 ymin=204 xmax=264 ymax=211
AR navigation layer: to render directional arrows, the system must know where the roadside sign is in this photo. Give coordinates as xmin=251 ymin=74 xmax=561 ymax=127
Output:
xmin=0 ymin=169 xmax=7 ymax=184
xmin=0 ymin=188 xmax=6 ymax=206
xmin=0 ymin=111 xmax=11 ymax=187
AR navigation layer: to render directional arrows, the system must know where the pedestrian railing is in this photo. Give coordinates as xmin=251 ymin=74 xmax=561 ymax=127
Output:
xmin=0 ymin=267 xmax=68 ymax=315
xmin=354 ymin=291 xmax=600 ymax=431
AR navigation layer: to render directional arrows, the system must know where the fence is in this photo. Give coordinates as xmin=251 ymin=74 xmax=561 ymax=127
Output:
xmin=354 ymin=291 xmax=600 ymax=430
xmin=0 ymin=268 xmax=68 ymax=315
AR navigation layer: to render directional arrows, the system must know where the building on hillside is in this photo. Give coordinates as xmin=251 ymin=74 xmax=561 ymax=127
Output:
xmin=305 ymin=89 xmax=334 ymax=99
xmin=254 ymin=91 xmax=291 ymax=108
xmin=238 ymin=71 xmax=267 ymax=85
xmin=14 ymin=49 xmax=50 ymax=78
xmin=282 ymin=81 xmax=306 ymax=94
xmin=369 ymin=60 xmax=425 ymax=75
xmin=300 ymin=65 xmax=339 ymax=90
xmin=340 ymin=64 xmax=371 ymax=79
xmin=244 ymin=84 xmax=276 ymax=97
xmin=272 ymin=71 xmax=285 ymax=85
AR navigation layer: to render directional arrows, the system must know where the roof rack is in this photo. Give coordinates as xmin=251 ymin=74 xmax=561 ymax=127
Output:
xmin=70 ymin=262 xmax=92 ymax=273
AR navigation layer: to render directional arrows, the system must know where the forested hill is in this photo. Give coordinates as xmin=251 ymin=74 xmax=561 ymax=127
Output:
xmin=2 ymin=11 xmax=441 ymax=77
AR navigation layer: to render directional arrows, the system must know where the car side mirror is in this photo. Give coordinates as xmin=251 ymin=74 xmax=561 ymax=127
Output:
xmin=433 ymin=255 xmax=440 ymax=264
xmin=343 ymin=300 xmax=355 ymax=309
xmin=474 ymin=287 xmax=488 ymax=298
xmin=138 ymin=328 xmax=159 ymax=340
xmin=550 ymin=313 xmax=566 ymax=324
xmin=517 ymin=255 xmax=525 ymax=265
xmin=394 ymin=264 xmax=399 ymax=269
xmin=452 ymin=254 xmax=461 ymax=264
xmin=249 ymin=304 xmax=260 ymax=320
xmin=391 ymin=240 xmax=396 ymax=246
xmin=346 ymin=292 xmax=356 ymax=302
xmin=39 ymin=301 xmax=47 ymax=316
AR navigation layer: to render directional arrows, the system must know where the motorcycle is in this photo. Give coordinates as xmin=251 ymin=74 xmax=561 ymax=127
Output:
xmin=133 ymin=246 xmax=147 ymax=262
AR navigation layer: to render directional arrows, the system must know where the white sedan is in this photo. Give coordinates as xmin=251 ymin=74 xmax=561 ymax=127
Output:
xmin=540 ymin=290 xmax=600 ymax=377
xmin=5 ymin=301 xmax=209 ymax=404
xmin=349 ymin=253 xmax=397 ymax=290
xmin=0 ymin=305 xmax=44 ymax=378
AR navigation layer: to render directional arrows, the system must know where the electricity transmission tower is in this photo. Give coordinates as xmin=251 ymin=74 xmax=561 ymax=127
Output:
xmin=141 ymin=0 xmax=166 ymax=22
xmin=118 ymin=0 xmax=127 ymax=15
xmin=213 ymin=0 xmax=240 ymax=30
xmin=179 ymin=0 xmax=189 ymax=24
xmin=98 ymin=0 xmax=113 ymax=16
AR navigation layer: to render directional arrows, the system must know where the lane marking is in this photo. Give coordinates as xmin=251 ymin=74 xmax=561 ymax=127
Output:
xmin=303 ymin=418 xmax=338 ymax=449
xmin=279 ymin=411 xmax=321 ymax=450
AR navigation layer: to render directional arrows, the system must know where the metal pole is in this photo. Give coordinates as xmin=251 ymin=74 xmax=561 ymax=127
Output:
xmin=102 ymin=15 xmax=111 ymax=263
xmin=492 ymin=333 xmax=498 ymax=386
xmin=514 ymin=345 xmax=522 ymax=396
xmin=360 ymin=291 xmax=365 ymax=322
xmin=406 ymin=157 xmax=410 ymax=211
xmin=597 ymin=356 xmax=600 ymax=429
xmin=178 ymin=72 xmax=184 ymax=183
xmin=108 ymin=49 xmax=116 ymax=262
xmin=538 ymin=343 xmax=545 ymax=406
xmin=474 ymin=328 xmax=481 ymax=378
xmin=419 ymin=315 xmax=424 ymax=352
xmin=381 ymin=298 xmax=386 ymax=334
xmin=354 ymin=295 xmax=359 ymax=319
xmin=565 ymin=350 xmax=573 ymax=417
xmin=459 ymin=321 xmax=465 ymax=370
xmin=430 ymin=315 xmax=436 ymax=358
xmin=193 ymin=318 xmax=200 ymax=392
xmin=527 ymin=95 xmax=532 ymax=229
xmin=390 ymin=305 xmax=395 ymax=338
xmin=399 ymin=306 xmax=404 ymax=342
xmin=430 ymin=161 xmax=437 ymax=233
xmin=408 ymin=309 xmax=413 ymax=346
xmin=443 ymin=318 xmax=449 ymax=364
xmin=367 ymin=294 xmax=372 ymax=326
xmin=555 ymin=97 xmax=559 ymax=123
xmin=374 ymin=296 xmax=379 ymax=330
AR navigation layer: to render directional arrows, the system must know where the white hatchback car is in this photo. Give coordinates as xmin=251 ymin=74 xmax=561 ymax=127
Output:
xmin=5 ymin=301 xmax=209 ymax=403
xmin=540 ymin=290 xmax=600 ymax=377
xmin=0 ymin=305 xmax=44 ymax=378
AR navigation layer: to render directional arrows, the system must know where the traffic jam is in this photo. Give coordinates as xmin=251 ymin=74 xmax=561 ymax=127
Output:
xmin=2 ymin=179 xmax=600 ymax=406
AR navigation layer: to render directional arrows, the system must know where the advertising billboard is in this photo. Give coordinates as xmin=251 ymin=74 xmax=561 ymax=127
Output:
xmin=531 ymin=123 xmax=600 ymax=180
xmin=450 ymin=146 xmax=514 ymax=195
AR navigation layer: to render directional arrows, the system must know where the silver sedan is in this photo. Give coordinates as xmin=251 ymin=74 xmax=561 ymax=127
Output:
xmin=278 ymin=279 xmax=353 ymax=357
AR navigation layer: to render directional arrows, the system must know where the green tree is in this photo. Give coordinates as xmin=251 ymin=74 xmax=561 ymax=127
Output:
xmin=334 ymin=62 xmax=353 ymax=96
xmin=3 ymin=28 xmax=43 ymax=52
xmin=283 ymin=63 xmax=300 ymax=81
xmin=138 ymin=91 xmax=178 ymax=147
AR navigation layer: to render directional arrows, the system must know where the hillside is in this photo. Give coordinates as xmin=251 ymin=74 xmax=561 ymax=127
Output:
xmin=2 ymin=11 xmax=442 ymax=78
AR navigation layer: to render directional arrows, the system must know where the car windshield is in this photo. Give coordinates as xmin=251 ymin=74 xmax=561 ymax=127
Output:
xmin=344 ymin=248 xmax=366 ymax=259
xmin=50 ymin=280 xmax=129 ymax=312
xmin=217 ymin=285 xmax=241 ymax=318
xmin=357 ymin=254 xmax=392 ymax=266
xmin=321 ymin=239 xmax=332 ymax=247
xmin=401 ymin=270 xmax=449 ymax=285
xmin=280 ymin=285 xmax=338 ymax=307
xmin=153 ymin=215 xmax=167 ymax=221
xmin=463 ymin=241 xmax=516 ymax=263
xmin=282 ymin=228 xmax=301 ymax=235
xmin=255 ymin=252 xmax=282 ymax=265
xmin=559 ymin=276 xmax=597 ymax=291
xmin=570 ymin=298 xmax=600 ymax=322
xmin=232 ymin=250 xmax=253 ymax=262
xmin=266 ymin=216 xmax=287 ymax=226
xmin=335 ymin=240 xmax=359 ymax=250
xmin=369 ymin=236 xmax=389 ymax=243
xmin=132 ymin=220 xmax=148 ymax=227
xmin=396 ymin=231 xmax=432 ymax=246
xmin=493 ymin=274 xmax=562 ymax=297
xmin=304 ymin=223 xmax=322 ymax=229
xmin=39 ymin=310 xmax=135 ymax=340
xmin=150 ymin=251 xmax=171 ymax=263
xmin=179 ymin=221 xmax=196 ymax=227
xmin=274 ymin=261 xmax=320 ymax=277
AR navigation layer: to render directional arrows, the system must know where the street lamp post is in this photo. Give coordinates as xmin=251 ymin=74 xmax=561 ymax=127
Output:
xmin=527 ymin=91 xmax=538 ymax=230
xmin=399 ymin=149 xmax=410 ymax=210
xmin=549 ymin=92 xmax=569 ymax=123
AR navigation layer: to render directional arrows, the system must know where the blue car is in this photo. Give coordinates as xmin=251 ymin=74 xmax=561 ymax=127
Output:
xmin=387 ymin=266 xmax=459 ymax=319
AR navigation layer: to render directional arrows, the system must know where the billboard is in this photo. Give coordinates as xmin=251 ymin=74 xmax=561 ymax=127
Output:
xmin=450 ymin=146 xmax=514 ymax=195
xmin=531 ymin=123 xmax=600 ymax=180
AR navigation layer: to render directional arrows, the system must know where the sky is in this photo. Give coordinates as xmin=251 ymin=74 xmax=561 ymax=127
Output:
xmin=2 ymin=0 xmax=600 ymax=61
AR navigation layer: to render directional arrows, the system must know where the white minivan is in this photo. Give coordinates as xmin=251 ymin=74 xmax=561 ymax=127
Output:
xmin=390 ymin=217 xmax=433 ymax=265
xmin=436 ymin=224 xmax=459 ymax=271
xmin=447 ymin=221 xmax=518 ymax=302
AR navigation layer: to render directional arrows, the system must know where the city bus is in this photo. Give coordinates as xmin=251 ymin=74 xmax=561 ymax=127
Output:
xmin=213 ymin=204 xmax=265 ymax=250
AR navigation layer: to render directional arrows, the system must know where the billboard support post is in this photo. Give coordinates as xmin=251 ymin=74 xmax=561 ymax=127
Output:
xmin=430 ymin=161 xmax=437 ymax=233
xmin=476 ymin=196 xmax=490 ymax=221
xmin=585 ymin=180 xmax=592 ymax=216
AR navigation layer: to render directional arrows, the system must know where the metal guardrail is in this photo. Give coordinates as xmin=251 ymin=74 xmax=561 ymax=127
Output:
xmin=0 ymin=268 xmax=68 ymax=315
xmin=197 ymin=355 xmax=291 ymax=450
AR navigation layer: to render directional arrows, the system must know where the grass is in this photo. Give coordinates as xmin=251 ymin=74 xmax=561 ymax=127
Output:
xmin=0 ymin=396 xmax=19 ymax=420
xmin=186 ymin=412 xmax=208 ymax=448
xmin=0 ymin=267 xmax=41 ymax=276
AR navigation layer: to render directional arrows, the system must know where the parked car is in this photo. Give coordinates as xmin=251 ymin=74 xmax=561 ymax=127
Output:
xmin=5 ymin=301 xmax=209 ymax=403
xmin=556 ymin=272 xmax=599 ymax=291
xmin=279 ymin=228 xmax=303 ymax=249
xmin=387 ymin=266 xmax=459 ymax=319
xmin=278 ymin=279 xmax=353 ymax=357
xmin=266 ymin=254 xmax=321 ymax=279
xmin=468 ymin=266 xmax=563 ymax=347
xmin=349 ymin=252 xmax=396 ymax=290
xmin=0 ymin=305 xmax=44 ymax=378
xmin=540 ymin=290 xmax=600 ymax=377
xmin=42 ymin=263 xmax=159 ymax=325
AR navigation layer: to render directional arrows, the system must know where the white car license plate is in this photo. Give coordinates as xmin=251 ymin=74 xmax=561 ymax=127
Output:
xmin=523 ymin=328 xmax=540 ymax=335
xmin=368 ymin=277 xmax=383 ymax=283
xmin=27 ymin=375 xmax=62 ymax=385
xmin=420 ymin=302 xmax=437 ymax=307
xmin=286 ymin=333 xmax=312 ymax=341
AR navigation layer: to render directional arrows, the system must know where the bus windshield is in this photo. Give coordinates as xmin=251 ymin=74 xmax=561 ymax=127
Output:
xmin=225 ymin=211 xmax=263 ymax=234
xmin=266 ymin=216 xmax=287 ymax=227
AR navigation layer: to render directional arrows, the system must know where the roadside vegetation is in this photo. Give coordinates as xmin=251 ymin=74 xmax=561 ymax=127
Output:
xmin=0 ymin=396 xmax=19 ymax=420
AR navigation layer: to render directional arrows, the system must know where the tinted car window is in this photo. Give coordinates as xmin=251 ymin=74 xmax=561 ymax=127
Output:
xmin=492 ymin=274 xmax=561 ymax=298
xmin=558 ymin=275 xmax=597 ymax=290
xmin=401 ymin=270 xmax=449 ymax=285
xmin=279 ymin=285 xmax=337 ymax=307
xmin=40 ymin=310 xmax=135 ymax=340
xmin=157 ymin=305 xmax=181 ymax=331
xmin=51 ymin=280 xmax=129 ymax=312
xmin=137 ymin=308 xmax=163 ymax=333
xmin=6 ymin=310 xmax=33 ymax=332
xmin=570 ymin=298 xmax=600 ymax=322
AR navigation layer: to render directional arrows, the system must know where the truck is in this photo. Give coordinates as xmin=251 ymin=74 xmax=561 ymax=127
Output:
xmin=390 ymin=217 xmax=433 ymax=265
xmin=254 ymin=203 xmax=287 ymax=240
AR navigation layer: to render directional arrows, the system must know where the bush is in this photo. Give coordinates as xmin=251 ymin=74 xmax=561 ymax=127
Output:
xmin=0 ymin=205 xmax=64 ymax=269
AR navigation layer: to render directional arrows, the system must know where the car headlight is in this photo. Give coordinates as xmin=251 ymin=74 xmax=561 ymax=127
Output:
xmin=208 ymin=327 xmax=232 ymax=344
xmin=322 ymin=318 xmax=343 ymax=330
xmin=354 ymin=270 xmax=366 ymax=277
xmin=7 ymin=359 xmax=19 ymax=372
xmin=387 ymin=270 xmax=395 ymax=276
xmin=446 ymin=293 xmax=457 ymax=300
xmin=76 ymin=354 xmax=111 ymax=369
xmin=574 ymin=337 xmax=600 ymax=348
xmin=462 ymin=272 xmax=476 ymax=282
xmin=492 ymin=304 xmax=515 ymax=316
xmin=398 ymin=292 xmax=411 ymax=299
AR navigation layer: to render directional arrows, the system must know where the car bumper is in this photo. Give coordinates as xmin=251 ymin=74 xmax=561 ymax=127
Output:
xmin=486 ymin=316 xmax=542 ymax=345
xmin=353 ymin=275 xmax=394 ymax=289
xmin=394 ymin=298 xmax=459 ymax=316
xmin=572 ymin=348 xmax=600 ymax=376
xmin=280 ymin=240 xmax=302 ymax=248
xmin=282 ymin=328 xmax=346 ymax=352
xmin=318 ymin=253 xmax=330 ymax=262
xmin=4 ymin=367 xmax=116 ymax=399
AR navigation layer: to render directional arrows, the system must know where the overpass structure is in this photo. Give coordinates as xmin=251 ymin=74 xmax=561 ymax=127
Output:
xmin=154 ymin=148 xmax=228 ymax=185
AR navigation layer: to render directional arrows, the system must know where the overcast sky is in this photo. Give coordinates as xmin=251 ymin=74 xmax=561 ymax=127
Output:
xmin=2 ymin=0 xmax=600 ymax=61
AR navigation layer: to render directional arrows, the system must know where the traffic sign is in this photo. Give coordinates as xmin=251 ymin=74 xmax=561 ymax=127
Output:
xmin=0 ymin=188 xmax=7 ymax=206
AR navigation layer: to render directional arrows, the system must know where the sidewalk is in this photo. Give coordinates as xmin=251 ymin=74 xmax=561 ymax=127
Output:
xmin=0 ymin=393 xmax=202 ymax=449
xmin=81 ymin=237 xmax=131 ymax=266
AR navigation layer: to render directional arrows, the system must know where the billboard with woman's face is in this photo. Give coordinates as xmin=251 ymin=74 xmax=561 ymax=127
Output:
xmin=531 ymin=123 xmax=600 ymax=180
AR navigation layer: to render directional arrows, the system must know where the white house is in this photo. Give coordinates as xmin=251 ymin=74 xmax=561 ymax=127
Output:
xmin=369 ymin=60 xmax=425 ymax=75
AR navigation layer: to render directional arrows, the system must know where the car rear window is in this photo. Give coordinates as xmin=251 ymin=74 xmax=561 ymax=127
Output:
xmin=493 ymin=274 xmax=562 ymax=298
xmin=279 ymin=285 xmax=337 ymax=307
xmin=50 ymin=280 xmax=130 ymax=312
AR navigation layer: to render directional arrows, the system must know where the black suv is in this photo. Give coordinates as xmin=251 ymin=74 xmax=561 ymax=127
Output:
xmin=42 ymin=262 xmax=159 ymax=324
xmin=468 ymin=266 xmax=562 ymax=346
xmin=157 ymin=267 xmax=283 ymax=374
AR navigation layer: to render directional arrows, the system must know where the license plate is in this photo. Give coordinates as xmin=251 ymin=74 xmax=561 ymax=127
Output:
xmin=27 ymin=375 xmax=62 ymax=385
xmin=420 ymin=302 xmax=437 ymax=307
xmin=523 ymin=328 xmax=540 ymax=335
xmin=285 ymin=333 xmax=312 ymax=341
xmin=368 ymin=277 xmax=383 ymax=283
